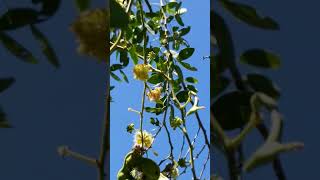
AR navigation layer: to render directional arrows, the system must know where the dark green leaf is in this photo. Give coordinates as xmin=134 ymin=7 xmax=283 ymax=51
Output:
xmin=32 ymin=0 xmax=61 ymax=17
xmin=0 ymin=106 xmax=11 ymax=128
xmin=177 ymin=48 xmax=194 ymax=61
xmin=240 ymin=49 xmax=281 ymax=69
xmin=129 ymin=46 xmax=139 ymax=65
xmin=119 ymin=69 xmax=129 ymax=83
xmin=220 ymin=0 xmax=279 ymax=30
xmin=176 ymin=90 xmax=189 ymax=103
xmin=211 ymin=11 xmax=234 ymax=74
xmin=30 ymin=25 xmax=60 ymax=68
xmin=0 ymin=8 xmax=40 ymax=30
xmin=148 ymin=73 xmax=164 ymax=84
xmin=179 ymin=26 xmax=191 ymax=36
xmin=212 ymin=91 xmax=253 ymax=130
xmin=110 ymin=0 xmax=129 ymax=29
xmin=120 ymin=51 xmax=129 ymax=67
xmin=175 ymin=14 xmax=184 ymax=26
xmin=150 ymin=117 xmax=160 ymax=126
xmin=211 ymin=75 xmax=230 ymax=99
xmin=110 ymin=72 xmax=121 ymax=82
xmin=185 ymin=77 xmax=198 ymax=84
xmin=0 ymin=77 xmax=15 ymax=93
xmin=110 ymin=64 xmax=123 ymax=71
xmin=246 ymin=73 xmax=280 ymax=99
xmin=186 ymin=84 xmax=198 ymax=93
xmin=174 ymin=65 xmax=184 ymax=83
xmin=0 ymin=32 xmax=38 ymax=64
xmin=126 ymin=123 xmax=134 ymax=133
xmin=179 ymin=61 xmax=197 ymax=71
xmin=75 ymin=0 xmax=91 ymax=12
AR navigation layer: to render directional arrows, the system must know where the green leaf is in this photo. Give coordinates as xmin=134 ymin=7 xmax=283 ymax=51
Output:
xmin=174 ymin=65 xmax=184 ymax=83
xmin=129 ymin=46 xmax=139 ymax=65
xmin=145 ymin=107 xmax=163 ymax=115
xmin=111 ymin=72 xmax=121 ymax=82
xmin=0 ymin=32 xmax=38 ymax=64
xmin=220 ymin=0 xmax=279 ymax=30
xmin=175 ymin=14 xmax=184 ymax=26
xmin=179 ymin=61 xmax=197 ymax=71
xmin=148 ymin=73 xmax=164 ymax=84
xmin=126 ymin=123 xmax=135 ymax=133
xmin=176 ymin=90 xmax=189 ymax=103
xmin=179 ymin=26 xmax=191 ymax=36
xmin=246 ymin=73 xmax=280 ymax=99
xmin=186 ymin=84 xmax=198 ymax=93
xmin=32 ymin=0 xmax=61 ymax=17
xmin=74 ymin=0 xmax=91 ymax=12
xmin=177 ymin=48 xmax=194 ymax=61
xmin=211 ymin=75 xmax=230 ymax=99
xmin=150 ymin=117 xmax=160 ymax=126
xmin=0 ymin=106 xmax=11 ymax=128
xmin=211 ymin=12 xmax=234 ymax=74
xmin=185 ymin=77 xmax=198 ymax=84
xmin=0 ymin=77 xmax=15 ymax=93
xmin=30 ymin=25 xmax=60 ymax=68
xmin=212 ymin=91 xmax=253 ymax=130
xmin=240 ymin=49 xmax=281 ymax=69
xmin=110 ymin=64 xmax=123 ymax=71
xmin=0 ymin=8 xmax=40 ymax=30
xmin=119 ymin=70 xmax=129 ymax=83
xmin=110 ymin=0 xmax=129 ymax=29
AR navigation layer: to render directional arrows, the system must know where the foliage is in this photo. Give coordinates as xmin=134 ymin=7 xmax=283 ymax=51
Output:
xmin=110 ymin=0 xmax=209 ymax=179
xmin=211 ymin=0 xmax=303 ymax=179
xmin=0 ymin=0 xmax=61 ymax=127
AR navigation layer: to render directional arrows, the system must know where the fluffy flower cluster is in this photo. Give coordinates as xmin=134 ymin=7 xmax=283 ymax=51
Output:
xmin=134 ymin=130 xmax=154 ymax=149
xmin=133 ymin=64 xmax=150 ymax=81
xmin=147 ymin=87 xmax=162 ymax=101
xmin=70 ymin=9 xmax=107 ymax=60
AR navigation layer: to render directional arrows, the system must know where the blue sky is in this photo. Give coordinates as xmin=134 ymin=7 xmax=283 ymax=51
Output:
xmin=110 ymin=0 xmax=211 ymax=179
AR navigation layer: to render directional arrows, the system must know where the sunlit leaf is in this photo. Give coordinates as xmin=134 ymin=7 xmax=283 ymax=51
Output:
xmin=179 ymin=61 xmax=197 ymax=71
xmin=148 ymin=73 xmax=164 ymax=84
xmin=185 ymin=77 xmax=198 ymax=84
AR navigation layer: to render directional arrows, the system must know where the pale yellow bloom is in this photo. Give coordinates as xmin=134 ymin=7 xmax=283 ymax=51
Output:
xmin=133 ymin=64 xmax=150 ymax=81
xmin=147 ymin=87 xmax=162 ymax=101
xmin=134 ymin=130 xmax=154 ymax=149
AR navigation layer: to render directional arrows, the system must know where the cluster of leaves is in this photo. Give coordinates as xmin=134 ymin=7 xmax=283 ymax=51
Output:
xmin=0 ymin=0 xmax=63 ymax=127
xmin=211 ymin=0 xmax=303 ymax=179
xmin=111 ymin=0 xmax=209 ymax=179
xmin=0 ymin=0 xmax=97 ymax=128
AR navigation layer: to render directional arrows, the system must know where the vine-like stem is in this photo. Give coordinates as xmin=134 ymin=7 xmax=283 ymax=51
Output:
xmin=180 ymin=125 xmax=198 ymax=179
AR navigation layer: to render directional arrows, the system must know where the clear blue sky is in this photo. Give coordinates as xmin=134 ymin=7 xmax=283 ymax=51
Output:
xmin=110 ymin=0 xmax=211 ymax=179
